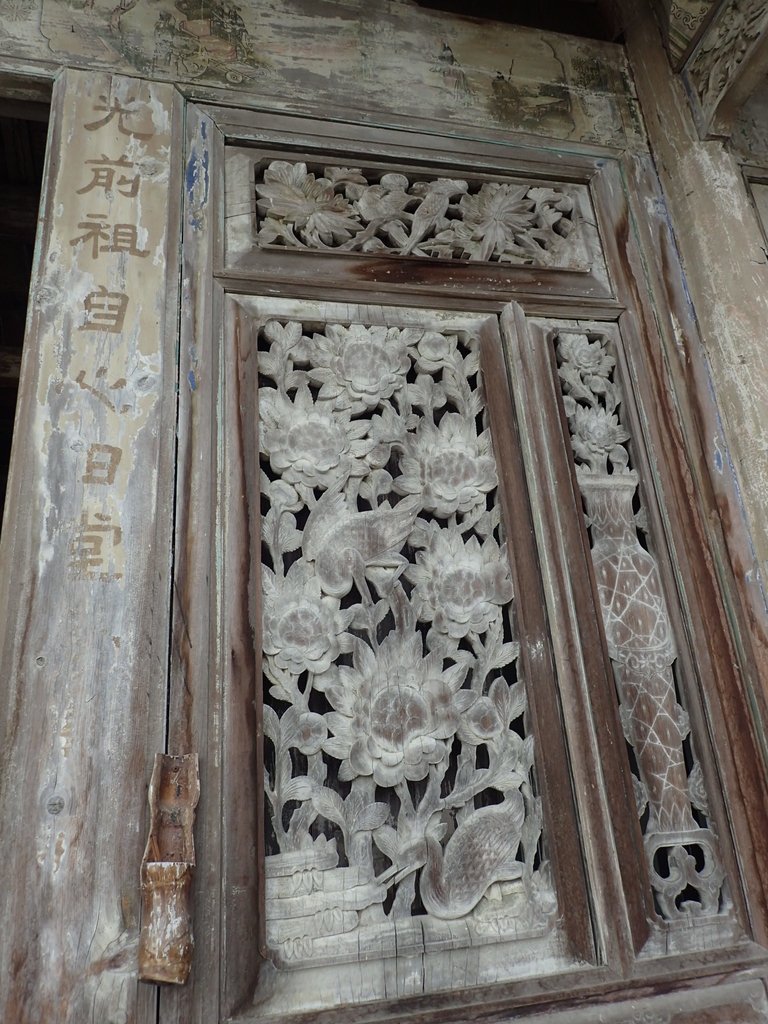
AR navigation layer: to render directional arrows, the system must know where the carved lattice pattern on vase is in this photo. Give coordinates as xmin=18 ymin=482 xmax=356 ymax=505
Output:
xmin=253 ymin=160 xmax=578 ymax=266
xmin=258 ymin=318 xmax=554 ymax=966
xmin=554 ymin=329 xmax=726 ymax=921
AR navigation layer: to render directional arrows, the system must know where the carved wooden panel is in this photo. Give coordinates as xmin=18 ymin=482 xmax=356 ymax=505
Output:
xmin=213 ymin=296 xmax=591 ymax=1018
xmin=551 ymin=326 xmax=728 ymax=923
xmin=258 ymin=314 xmax=550 ymax=959
xmin=253 ymin=160 xmax=578 ymax=266
xmin=222 ymin=132 xmax=612 ymax=303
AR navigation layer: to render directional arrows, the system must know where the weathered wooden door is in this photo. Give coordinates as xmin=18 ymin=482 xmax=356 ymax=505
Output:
xmin=162 ymin=101 xmax=768 ymax=1023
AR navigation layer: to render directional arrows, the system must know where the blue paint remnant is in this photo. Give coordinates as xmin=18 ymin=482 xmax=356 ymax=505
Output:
xmin=713 ymin=438 xmax=724 ymax=474
xmin=185 ymin=121 xmax=211 ymax=231
xmin=185 ymin=146 xmax=198 ymax=203
xmin=188 ymin=369 xmax=197 ymax=392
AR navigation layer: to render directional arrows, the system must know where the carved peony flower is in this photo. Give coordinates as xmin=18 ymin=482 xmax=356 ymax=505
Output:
xmin=457 ymin=182 xmax=540 ymax=262
xmin=458 ymin=695 xmax=504 ymax=744
xmin=408 ymin=329 xmax=459 ymax=374
xmin=557 ymin=332 xmax=614 ymax=379
xmin=295 ymin=711 xmax=328 ymax=756
xmin=260 ymin=381 xmax=374 ymax=491
xmin=319 ymin=592 xmax=465 ymax=787
xmin=256 ymin=161 xmax=362 ymax=247
xmin=263 ymin=561 xmax=354 ymax=677
xmin=431 ymin=182 xmax=572 ymax=264
xmin=571 ymin=406 xmax=630 ymax=474
xmin=393 ymin=412 xmax=497 ymax=517
xmin=407 ymin=523 xmax=513 ymax=639
xmin=306 ymin=324 xmax=410 ymax=412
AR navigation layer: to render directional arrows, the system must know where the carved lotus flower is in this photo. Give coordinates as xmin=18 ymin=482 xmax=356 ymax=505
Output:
xmin=407 ymin=523 xmax=513 ymax=640
xmin=319 ymin=596 xmax=465 ymax=787
xmin=263 ymin=561 xmax=354 ymax=677
xmin=260 ymin=381 xmax=374 ymax=491
xmin=256 ymin=161 xmax=362 ymax=246
xmin=306 ymin=324 xmax=410 ymax=411
xmin=394 ymin=412 xmax=497 ymax=517
xmin=571 ymin=405 xmax=630 ymax=474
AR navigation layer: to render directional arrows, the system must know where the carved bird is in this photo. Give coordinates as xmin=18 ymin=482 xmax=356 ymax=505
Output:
xmin=303 ymin=486 xmax=419 ymax=598
xmin=401 ymin=178 xmax=468 ymax=255
xmin=416 ymin=792 xmax=526 ymax=920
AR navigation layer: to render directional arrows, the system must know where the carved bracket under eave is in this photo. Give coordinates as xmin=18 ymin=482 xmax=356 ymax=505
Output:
xmin=683 ymin=0 xmax=768 ymax=137
xmin=138 ymin=753 xmax=200 ymax=985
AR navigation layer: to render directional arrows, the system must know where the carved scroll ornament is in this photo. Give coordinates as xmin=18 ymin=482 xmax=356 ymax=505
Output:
xmin=556 ymin=330 xmax=725 ymax=921
xmin=255 ymin=161 xmax=577 ymax=267
xmin=687 ymin=0 xmax=768 ymax=128
xmin=258 ymin=319 xmax=552 ymax=967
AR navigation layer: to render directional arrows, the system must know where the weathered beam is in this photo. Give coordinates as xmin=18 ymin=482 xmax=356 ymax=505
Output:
xmin=0 ymin=69 xmax=183 ymax=1024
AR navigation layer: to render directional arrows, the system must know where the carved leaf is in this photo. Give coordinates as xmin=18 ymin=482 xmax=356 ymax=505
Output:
xmin=352 ymin=803 xmax=390 ymax=833
xmin=372 ymin=825 xmax=400 ymax=862
xmin=311 ymin=788 xmax=347 ymax=830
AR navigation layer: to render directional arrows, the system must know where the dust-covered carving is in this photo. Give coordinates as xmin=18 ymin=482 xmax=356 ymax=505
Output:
xmin=259 ymin=318 xmax=554 ymax=966
xmin=687 ymin=0 xmax=768 ymax=123
xmin=254 ymin=161 xmax=577 ymax=266
xmin=556 ymin=330 xmax=726 ymax=921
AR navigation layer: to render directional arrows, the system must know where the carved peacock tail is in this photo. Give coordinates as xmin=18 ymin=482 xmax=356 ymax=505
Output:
xmin=419 ymin=791 xmax=526 ymax=920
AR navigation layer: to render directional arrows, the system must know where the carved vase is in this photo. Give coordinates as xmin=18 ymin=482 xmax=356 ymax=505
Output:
xmin=580 ymin=473 xmax=696 ymax=837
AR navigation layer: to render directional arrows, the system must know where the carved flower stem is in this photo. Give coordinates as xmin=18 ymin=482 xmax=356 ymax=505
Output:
xmin=349 ymin=776 xmax=376 ymax=874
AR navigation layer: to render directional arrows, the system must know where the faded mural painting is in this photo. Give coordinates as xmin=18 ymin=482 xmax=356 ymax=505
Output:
xmin=0 ymin=0 xmax=640 ymax=147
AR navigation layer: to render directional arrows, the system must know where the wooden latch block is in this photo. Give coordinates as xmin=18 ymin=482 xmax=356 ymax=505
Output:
xmin=138 ymin=753 xmax=200 ymax=984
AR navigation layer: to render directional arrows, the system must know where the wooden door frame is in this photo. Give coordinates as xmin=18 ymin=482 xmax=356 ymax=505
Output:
xmin=162 ymin=99 xmax=768 ymax=1024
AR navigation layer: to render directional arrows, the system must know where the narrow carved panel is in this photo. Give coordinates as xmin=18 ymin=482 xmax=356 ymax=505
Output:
xmin=554 ymin=330 xmax=726 ymax=922
xmin=258 ymin=318 xmax=554 ymax=968
xmin=254 ymin=161 xmax=581 ymax=267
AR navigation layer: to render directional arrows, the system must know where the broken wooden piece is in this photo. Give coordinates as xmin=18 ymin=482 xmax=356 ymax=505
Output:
xmin=139 ymin=753 xmax=200 ymax=985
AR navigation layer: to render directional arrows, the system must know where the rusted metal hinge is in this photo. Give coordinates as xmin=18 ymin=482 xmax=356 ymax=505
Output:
xmin=138 ymin=753 xmax=200 ymax=985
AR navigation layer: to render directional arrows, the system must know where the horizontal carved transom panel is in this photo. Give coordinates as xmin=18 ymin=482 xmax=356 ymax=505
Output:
xmin=252 ymin=160 xmax=587 ymax=268
xmin=258 ymin=316 xmax=554 ymax=968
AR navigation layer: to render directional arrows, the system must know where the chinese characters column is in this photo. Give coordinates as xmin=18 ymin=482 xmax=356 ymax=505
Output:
xmin=0 ymin=70 xmax=182 ymax=1024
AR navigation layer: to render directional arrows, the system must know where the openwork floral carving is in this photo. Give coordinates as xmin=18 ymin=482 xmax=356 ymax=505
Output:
xmin=259 ymin=317 xmax=551 ymax=966
xmin=556 ymin=328 xmax=726 ymax=921
xmin=255 ymin=160 xmax=578 ymax=267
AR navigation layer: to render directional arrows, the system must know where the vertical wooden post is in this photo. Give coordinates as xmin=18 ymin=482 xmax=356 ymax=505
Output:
xmin=0 ymin=69 xmax=182 ymax=1023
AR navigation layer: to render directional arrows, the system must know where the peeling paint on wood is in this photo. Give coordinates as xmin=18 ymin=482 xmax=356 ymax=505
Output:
xmin=0 ymin=0 xmax=642 ymax=149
